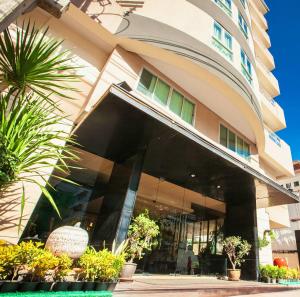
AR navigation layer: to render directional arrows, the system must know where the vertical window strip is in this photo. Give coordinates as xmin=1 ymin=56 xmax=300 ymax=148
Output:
xmin=220 ymin=124 xmax=250 ymax=160
xmin=212 ymin=22 xmax=233 ymax=61
xmin=238 ymin=12 xmax=248 ymax=39
xmin=240 ymin=49 xmax=252 ymax=84
xmin=137 ymin=69 xmax=195 ymax=125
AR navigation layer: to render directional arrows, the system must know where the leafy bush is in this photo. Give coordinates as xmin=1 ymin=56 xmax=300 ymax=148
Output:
xmin=0 ymin=244 xmax=19 ymax=280
xmin=78 ymin=247 xmax=125 ymax=282
xmin=222 ymin=236 xmax=251 ymax=270
xmin=29 ymin=250 xmax=59 ymax=281
xmin=53 ymin=254 xmax=73 ymax=281
xmin=125 ymin=209 xmax=160 ymax=262
xmin=278 ymin=266 xmax=288 ymax=279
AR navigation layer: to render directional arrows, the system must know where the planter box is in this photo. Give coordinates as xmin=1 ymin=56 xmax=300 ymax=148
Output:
xmin=0 ymin=292 xmax=112 ymax=297
xmin=0 ymin=281 xmax=117 ymax=293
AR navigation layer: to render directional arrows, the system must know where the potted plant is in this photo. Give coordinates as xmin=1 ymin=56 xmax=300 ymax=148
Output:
xmin=269 ymin=265 xmax=278 ymax=284
xmin=22 ymin=249 xmax=58 ymax=292
xmin=222 ymin=236 xmax=251 ymax=281
xmin=121 ymin=210 xmax=159 ymax=280
xmin=52 ymin=254 xmax=73 ymax=291
xmin=277 ymin=266 xmax=288 ymax=283
xmin=78 ymin=247 xmax=125 ymax=291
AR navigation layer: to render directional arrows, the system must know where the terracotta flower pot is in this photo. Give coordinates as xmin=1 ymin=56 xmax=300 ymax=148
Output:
xmin=120 ymin=263 xmax=137 ymax=281
xmin=227 ymin=269 xmax=241 ymax=281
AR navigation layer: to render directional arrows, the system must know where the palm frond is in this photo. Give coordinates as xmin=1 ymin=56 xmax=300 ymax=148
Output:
xmin=0 ymin=21 xmax=80 ymax=103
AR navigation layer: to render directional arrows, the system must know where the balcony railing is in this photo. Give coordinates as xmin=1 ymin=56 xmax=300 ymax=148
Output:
xmin=214 ymin=0 xmax=232 ymax=16
xmin=212 ymin=36 xmax=233 ymax=61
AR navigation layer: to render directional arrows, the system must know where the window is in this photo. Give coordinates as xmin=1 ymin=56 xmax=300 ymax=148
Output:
xmin=238 ymin=12 xmax=248 ymax=39
xmin=137 ymin=69 xmax=195 ymax=124
xmin=294 ymin=181 xmax=300 ymax=187
xmin=286 ymin=183 xmax=291 ymax=189
xmin=240 ymin=0 xmax=247 ymax=8
xmin=241 ymin=49 xmax=252 ymax=84
xmin=213 ymin=22 xmax=233 ymax=61
xmin=214 ymin=0 xmax=232 ymax=16
xmin=220 ymin=124 xmax=250 ymax=159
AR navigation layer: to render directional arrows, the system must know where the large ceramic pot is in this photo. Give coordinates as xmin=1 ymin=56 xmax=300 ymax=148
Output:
xmin=45 ymin=223 xmax=88 ymax=259
xmin=120 ymin=263 xmax=137 ymax=281
xmin=227 ymin=269 xmax=241 ymax=281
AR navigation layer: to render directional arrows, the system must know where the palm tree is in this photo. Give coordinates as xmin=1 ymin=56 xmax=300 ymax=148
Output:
xmin=0 ymin=21 xmax=79 ymax=228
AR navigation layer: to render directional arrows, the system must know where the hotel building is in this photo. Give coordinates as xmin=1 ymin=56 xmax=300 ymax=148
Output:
xmin=1 ymin=0 xmax=298 ymax=279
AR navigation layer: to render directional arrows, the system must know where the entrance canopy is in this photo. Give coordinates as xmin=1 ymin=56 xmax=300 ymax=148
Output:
xmin=74 ymin=85 xmax=298 ymax=208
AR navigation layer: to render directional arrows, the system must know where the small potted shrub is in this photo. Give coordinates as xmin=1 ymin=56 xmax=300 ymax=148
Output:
xmin=22 ymin=249 xmax=58 ymax=292
xmin=121 ymin=210 xmax=159 ymax=280
xmin=277 ymin=266 xmax=288 ymax=283
xmin=268 ymin=265 xmax=278 ymax=284
xmin=259 ymin=265 xmax=268 ymax=283
xmin=78 ymin=247 xmax=125 ymax=291
xmin=52 ymin=254 xmax=73 ymax=291
xmin=222 ymin=236 xmax=251 ymax=281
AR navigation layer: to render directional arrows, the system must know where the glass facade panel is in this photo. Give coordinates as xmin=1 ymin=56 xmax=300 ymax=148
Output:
xmin=153 ymin=79 xmax=170 ymax=105
xmin=137 ymin=69 xmax=157 ymax=95
xmin=169 ymin=90 xmax=184 ymax=116
xmin=220 ymin=125 xmax=228 ymax=147
xmin=181 ymin=99 xmax=195 ymax=124
xmin=237 ymin=136 xmax=244 ymax=156
xmin=228 ymin=130 xmax=236 ymax=152
xmin=243 ymin=142 xmax=250 ymax=159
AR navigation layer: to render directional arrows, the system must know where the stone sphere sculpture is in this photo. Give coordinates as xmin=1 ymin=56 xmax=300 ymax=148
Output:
xmin=45 ymin=223 xmax=89 ymax=259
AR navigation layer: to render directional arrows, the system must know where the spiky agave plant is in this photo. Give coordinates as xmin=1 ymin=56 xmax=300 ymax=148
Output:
xmin=0 ymin=21 xmax=80 ymax=227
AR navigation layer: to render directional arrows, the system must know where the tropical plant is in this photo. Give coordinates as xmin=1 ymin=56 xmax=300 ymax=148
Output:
xmin=222 ymin=236 xmax=251 ymax=270
xmin=0 ymin=21 xmax=79 ymax=223
xmin=125 ymin=209 xmax=160 ymax=262
xmin=0 ymin=22 xmax=78 ymax=101
xmin=53 ymin=253 xmax=73 ymax=281
xmin=29 ymin=249 xmax=59 ymax=281
xmin=78 ymin=247 xmax=125 ymax=282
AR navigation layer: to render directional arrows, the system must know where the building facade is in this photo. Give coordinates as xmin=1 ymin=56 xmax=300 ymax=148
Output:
xmin=272 ymin=161 xmax=300 ymax=268
xmin=1 ymin=0 xmax=298 ymax=279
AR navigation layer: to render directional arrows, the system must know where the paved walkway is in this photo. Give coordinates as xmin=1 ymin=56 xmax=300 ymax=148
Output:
xmin=114 ymin=275 xmax=300 ymax=297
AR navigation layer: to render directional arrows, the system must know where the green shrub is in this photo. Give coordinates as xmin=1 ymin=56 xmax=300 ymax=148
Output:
xmin=53 ymin=254 xmax=73 ymax=281
xmin=277 ymin=267 xmax=288 ymax=279
xmin=79 ymin=247 xmax=125 ymax=282
xmin=222 ymin=236 xmax=251 ymax=270
xmin=0 ymin=244 xmax=19 ymax=280
xmin=29 ymin=250 xmax=59 ymax=281
xmin=126 ymin=209 xmax=160 ymax=262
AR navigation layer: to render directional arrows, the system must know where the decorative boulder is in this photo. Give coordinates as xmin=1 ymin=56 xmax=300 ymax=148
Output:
xmin=45 ymin=223 xmax=89 ymax=259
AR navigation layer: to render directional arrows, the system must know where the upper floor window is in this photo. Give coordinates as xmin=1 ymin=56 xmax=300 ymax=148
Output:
xmin=220 ymin=124 xmax=250 ymax=160
xmin=137 ymin=69 xmax=195 ymax=125
xmin=240 ymin=49 xmax=252 ymax=84
xmin=240 ymin=0 xmax=247 ymax=9
xmin=286 ymin=183 xmax=291 ymax=189
xmin=213 ymin=22 xmax=233 ymax=61
xmin=214 ymin=0 xmax=232 ymax=16
xmin=294 ymin=181 xmax=299 ymax=187
xmin=238 ymin=12 xmax=248 ymax=39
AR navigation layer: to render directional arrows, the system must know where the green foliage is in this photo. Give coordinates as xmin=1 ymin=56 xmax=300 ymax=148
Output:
xmin=125 ymin=209 xmax=160 ymax=262
xmin=29 ymin=250 xmax=58 ymax=281
xmin=259 ymin=265 xmax=299 ymax=280
xmin=78 ymin=247 xmax=125 ymax=282
xmin=0 ymin=243 xmax=19 ymax=280
xmin=0 ymin=22 xmax=78 ymax=100
xmin=0 ymin=21 xmax=80 ymax=223
xmin=0 ymin=241 xmax=44 ymax=280
xmin=222 ymin=236 xmax=251 ymax=270
xmin=258 ymin=230 xmax=276 ymax=250
xmin=53 ymin=253 xmax=73 ymax=281
xmin=277 ymin=266 xmax=288 ymax=279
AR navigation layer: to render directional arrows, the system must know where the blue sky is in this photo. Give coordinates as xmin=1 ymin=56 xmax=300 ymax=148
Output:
xmin=266 ymin=1 xmax=300 ymax=160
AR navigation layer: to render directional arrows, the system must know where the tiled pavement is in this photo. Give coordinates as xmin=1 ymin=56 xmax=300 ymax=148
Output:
xmin=114 ymin=275 xmax=300 ymax=297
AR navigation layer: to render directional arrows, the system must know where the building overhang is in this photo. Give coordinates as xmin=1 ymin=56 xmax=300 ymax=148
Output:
xmin=74 ymin=85 xmax=298 ymax=207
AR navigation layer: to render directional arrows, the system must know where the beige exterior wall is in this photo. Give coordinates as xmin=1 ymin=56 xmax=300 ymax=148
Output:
xmin=272 ymin=253 xmax=299 ymax=269
xmin=1 ymin=0 xmax=295 ymax=243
